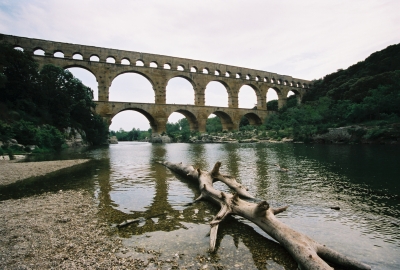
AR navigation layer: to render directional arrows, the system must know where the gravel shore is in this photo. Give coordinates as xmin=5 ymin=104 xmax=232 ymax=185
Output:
xmin=0 ymin=160 xmax=165 ymax=269
xmin=0 ymin=190 xmax=162 ymax=269
xmin=0 ymin=159 xmax=91 ymax=186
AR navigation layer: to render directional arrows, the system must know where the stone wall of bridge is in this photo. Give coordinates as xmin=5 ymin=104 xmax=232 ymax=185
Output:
xmin=1 ymin=34 xmax=312 ymax=108
xmin=96 ymin=101 xmax=269 ymax=134
xmin=0 ymin=34 xmax=310 ymax=134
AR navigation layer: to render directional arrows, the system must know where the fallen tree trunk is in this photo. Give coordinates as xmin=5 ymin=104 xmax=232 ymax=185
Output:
xmin=160 ymin=161 xmax=371 ymax=270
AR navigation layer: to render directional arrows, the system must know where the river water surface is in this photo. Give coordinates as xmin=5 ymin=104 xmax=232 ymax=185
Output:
xmin=2 ymin=142 xmax=399 ymax=269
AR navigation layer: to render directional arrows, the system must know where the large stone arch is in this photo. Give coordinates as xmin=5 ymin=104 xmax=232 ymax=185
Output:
xmin=168 ymin=109 xmax=199 ymax=132
xmin=165 ymin=75 xmax=196 ymax=105
xmin=109 ymin=71 xmax=156 ymax=103
xmin=239 ymin=83 xmax=263 ymax=109
xmin=209 ymin=111 xmax=237 ymax=131
xmin=241 ymin=112 xmax=263 ymax=126
xmin=166 ymin=74 xmax=196 ymax=89
xmin=268 ymin=86 xmax=288 ymax=109
xmin=112 ymin=70 xmax=156 ymax=88
xmin=110 ymin=108 xmax=159 ymax=133
xmin=205 ymin=80 xmax=231 ymax=107
xmin=64 ymin=65 xmax=99 ymax=100
xmin=63 ymin=64 xmax=97 ymax=78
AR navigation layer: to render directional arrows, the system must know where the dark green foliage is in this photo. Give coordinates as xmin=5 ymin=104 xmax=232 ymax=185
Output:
xmin=0 ymin=43 xmax=108 ymax=149
xmin=0 ymin=121 xmax=14 ymax=142
xmin=239 ymin=116 xmax=250 ymax=128
xmin=267 ymin=99 xmax=278 ymax=111
xmin=264 ymin=43 xmax=400 ymax=141
xmin=10 ymin=120 xmax=38 ymax=146
xmin=286 ymin=95 xmax=298 ymax=108
xmin=303 ymin=43 xmax=400 ymax=103
xmin=33 ymin=125 xmax=65 ymax=151
xmin=165 ymin=118 xmax=192 ymax=142
xmin=111 ymin=128 xmax=150 ymax=141
xmin=206 ymin=116 xmax=222 ymax=133
xmin=0 ymin=119 xmax=65 ymax=151
xmin=0 ymin=44 xmax=39 ymax=110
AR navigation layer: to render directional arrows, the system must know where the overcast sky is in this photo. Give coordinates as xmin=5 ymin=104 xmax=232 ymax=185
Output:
xmin=1 ymin=0 xmax=399 ymax=131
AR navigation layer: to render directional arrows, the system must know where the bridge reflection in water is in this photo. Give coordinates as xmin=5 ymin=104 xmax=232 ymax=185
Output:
xmin=95 ymin=142 xmax=296 ymax=269
xmin=93 ymin=142 xmax=399 ymax=269
xmin=3 ymin=142 xmax=397 ymax=269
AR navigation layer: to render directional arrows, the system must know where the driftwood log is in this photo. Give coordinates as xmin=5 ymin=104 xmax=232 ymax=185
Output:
xmin=160 ymin=161 xmax=371 ymax=270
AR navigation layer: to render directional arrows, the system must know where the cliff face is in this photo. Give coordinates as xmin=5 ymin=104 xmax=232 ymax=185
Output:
xmin=64 ymin=128 xmax=89 ymax=148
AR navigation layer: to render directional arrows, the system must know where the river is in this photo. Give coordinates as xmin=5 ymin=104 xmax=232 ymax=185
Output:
xmin=2 ymin=142 xmax=400 ymax=269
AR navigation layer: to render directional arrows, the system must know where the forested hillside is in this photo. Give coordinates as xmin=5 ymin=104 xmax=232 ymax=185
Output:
xmin=0 ymin=44 xmax=108 ymax=153
xmin=264 ymin=43 xmax=400 ymax=142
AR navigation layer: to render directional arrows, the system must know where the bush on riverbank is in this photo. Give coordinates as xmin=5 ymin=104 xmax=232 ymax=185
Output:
xmin=109 ymin=128 xmax=151 ymax=142
xmin=0 ymin=43 xmax=109 ymax=151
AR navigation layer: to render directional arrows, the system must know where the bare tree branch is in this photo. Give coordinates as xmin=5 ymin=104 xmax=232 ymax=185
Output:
xmin=159 ymin=161 xmax=371 ymax=270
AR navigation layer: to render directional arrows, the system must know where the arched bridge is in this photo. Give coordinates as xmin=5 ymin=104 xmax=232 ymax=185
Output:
xmin=0 ymin=34 xmax=312 ymax=134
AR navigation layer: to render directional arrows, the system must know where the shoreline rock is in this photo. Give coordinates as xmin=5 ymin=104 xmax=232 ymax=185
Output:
xmin=108 ymin=135 xmax=118 ymax=144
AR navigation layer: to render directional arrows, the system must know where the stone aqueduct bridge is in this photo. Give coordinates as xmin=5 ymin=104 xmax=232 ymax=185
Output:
xmin=1 ymin=34 xmax=312 ymax=134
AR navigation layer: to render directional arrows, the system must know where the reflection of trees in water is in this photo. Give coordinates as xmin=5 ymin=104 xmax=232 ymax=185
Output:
xmin=95 ymin=143 xmax=296 ymax=268
xmin=150 ymin=144 xmax=167 ymax=161
xmin=254 ymin=144 xmax=270 ymax=198
xmin=221 ymin=143 xmax=240 ymax=179
xmin=188 ymin=143 xmax=208 ymax=169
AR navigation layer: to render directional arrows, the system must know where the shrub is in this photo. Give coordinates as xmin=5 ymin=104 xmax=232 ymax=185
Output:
xmin=0 ymin=120 xmax=14 ymax=142
xmin=34 ymin=125 xmax=65 ymax=151
xmin=363 ymin=128 xmax=386 ymax=140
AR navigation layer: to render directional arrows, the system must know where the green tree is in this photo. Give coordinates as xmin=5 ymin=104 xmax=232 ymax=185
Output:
xmin=0 ymin=43 xmax=108 ymax=148
xmin=267 ymin=99 xmax=278 ymax=111
xmin=206 ymin=116 xmax=222 ymax=133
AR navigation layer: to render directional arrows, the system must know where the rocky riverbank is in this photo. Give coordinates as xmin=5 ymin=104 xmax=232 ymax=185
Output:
xmin=0 ymin=160 xmax=223 ymax=269
xmin=145 ymin=129 xmax=294 ymax=144
xmin=146 ymin=124 xmax=400 ymax=145
xmin=0 ymin=159 xmax=170 ymax=269
xmin=0 ymin=189 xmax=165 ymax=269
xmin=312 ymin=124 xmax=400 ymax=144
xmin=0 ymin=159 xmax=91 ymax=186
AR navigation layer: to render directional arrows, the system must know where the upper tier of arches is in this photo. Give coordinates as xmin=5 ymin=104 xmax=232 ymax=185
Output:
xmin=3 ymin=34 xmax=312 ymax=89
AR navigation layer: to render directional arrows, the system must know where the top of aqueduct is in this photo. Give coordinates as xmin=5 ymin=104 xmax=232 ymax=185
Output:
xmin=0 ymin=33 xmax=312 ymax=90
xmin=0 ymin=33 xmax=313 ymax=134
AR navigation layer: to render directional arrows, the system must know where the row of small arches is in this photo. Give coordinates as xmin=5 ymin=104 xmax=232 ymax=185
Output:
xmin=14 ymin=46 xmax=310 ymax=89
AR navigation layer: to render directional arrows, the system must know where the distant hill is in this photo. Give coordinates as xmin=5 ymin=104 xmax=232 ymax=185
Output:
xmin=304 ymin=43 xmax=400 ymax=103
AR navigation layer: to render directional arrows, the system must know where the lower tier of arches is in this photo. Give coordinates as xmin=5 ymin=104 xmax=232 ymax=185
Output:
xmin=95 ymin=101 xmax=270 ymax=135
